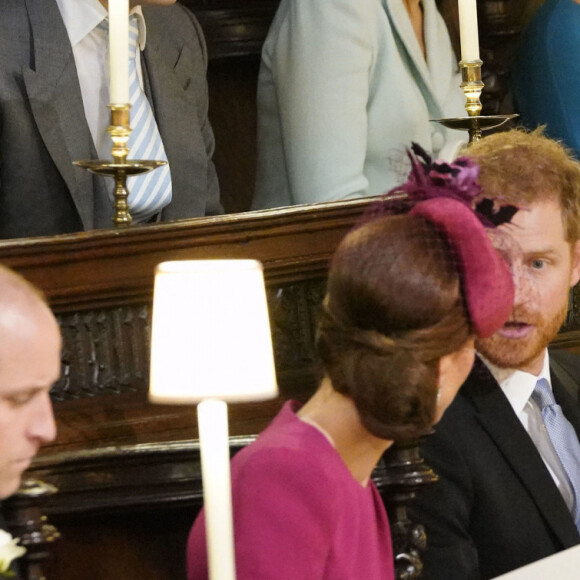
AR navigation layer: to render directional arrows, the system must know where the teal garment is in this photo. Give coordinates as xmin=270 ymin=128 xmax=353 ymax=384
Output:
xmin=513 ymin=0 xmax=580 ymax=159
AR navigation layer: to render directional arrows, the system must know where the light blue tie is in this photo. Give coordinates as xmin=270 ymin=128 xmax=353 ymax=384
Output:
xmin=533 ymin=378 xmax=580 ymax=532
xmin=125 ymin=15 xmax=172 ymax=222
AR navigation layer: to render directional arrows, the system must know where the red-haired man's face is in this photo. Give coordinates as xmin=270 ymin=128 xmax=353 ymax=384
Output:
xmin=477 ymin=198 xmax=580 ymax=375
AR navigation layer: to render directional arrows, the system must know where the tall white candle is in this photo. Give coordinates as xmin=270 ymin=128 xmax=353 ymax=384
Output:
xmin=108 ymin=0 xmax=130 ymax=104
xmin=198 ymin=399 xmax=237 ymax=580
xmin=458 ymin=0 xmax=480 ymax=61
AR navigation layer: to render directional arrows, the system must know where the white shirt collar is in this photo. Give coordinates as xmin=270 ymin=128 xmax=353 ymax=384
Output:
xmin=131 ymin=7 xmax=147 ymax=50
xmin=481 ymin=349 xmax=551 ymax=417
xmin=55 ymin=0 xmax=146 ymax=50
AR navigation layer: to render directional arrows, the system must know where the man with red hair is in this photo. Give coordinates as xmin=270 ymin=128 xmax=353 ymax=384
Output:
xmin=411 ymin=129 xmax=580 ymax=579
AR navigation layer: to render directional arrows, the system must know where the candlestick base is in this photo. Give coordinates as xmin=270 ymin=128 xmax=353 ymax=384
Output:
xmin=74 ymin=159 xmax=166 ymax=227
xmin=433 ymin=114 xmax=518 ymax=145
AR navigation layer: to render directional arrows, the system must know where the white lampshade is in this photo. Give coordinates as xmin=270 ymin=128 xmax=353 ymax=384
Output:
xmin=149 ymin=259 xmax=278 ymax=404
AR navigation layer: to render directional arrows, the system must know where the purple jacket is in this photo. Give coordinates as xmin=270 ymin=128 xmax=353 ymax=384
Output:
xmin=187 ymin=401 xmax=394 ymax=579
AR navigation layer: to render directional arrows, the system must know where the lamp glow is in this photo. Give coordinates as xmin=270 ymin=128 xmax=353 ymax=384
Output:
xmin=148 ymin=259 xmax=278 ymax=580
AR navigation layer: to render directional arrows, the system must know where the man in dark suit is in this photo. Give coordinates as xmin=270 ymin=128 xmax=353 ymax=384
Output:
xmin=0 ymin=265 xmax=60 ymax=577
xmin=0 ymin=0 xmax=221 ymax=239
xmin=409 ymin=129 xmax=580 ymax=579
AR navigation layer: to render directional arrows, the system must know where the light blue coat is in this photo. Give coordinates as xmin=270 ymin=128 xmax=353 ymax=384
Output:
xmin=253 ymin=0 xmax=467 ymax=209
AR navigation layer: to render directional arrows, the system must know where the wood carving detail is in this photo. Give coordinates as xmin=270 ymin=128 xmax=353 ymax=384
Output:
xmin=268 ymin=279 xmax=325 ymax=370
xmin=563 ymin=286 xmax=580 ymax=332
xmin=51 ymin=279 xmax=327 ymax=403
xmin=54 ymin=307 xmax=151 ymax=401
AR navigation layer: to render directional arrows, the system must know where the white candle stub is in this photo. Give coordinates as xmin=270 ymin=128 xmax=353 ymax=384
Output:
xmin=458 ymin=0 xmax=480 ymax=61
xmin=108 ymin=0 xmax=129 ymax=104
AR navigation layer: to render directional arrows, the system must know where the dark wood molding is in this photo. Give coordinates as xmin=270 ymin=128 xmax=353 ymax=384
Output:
xmin=0 ymin=201 xmax=366 ymax=312
xmin=180 ymin=0 xmax=279 ymax=61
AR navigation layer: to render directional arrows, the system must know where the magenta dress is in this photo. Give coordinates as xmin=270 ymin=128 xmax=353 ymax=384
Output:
xmin=187 ymin=401 xmax=395 ymax=579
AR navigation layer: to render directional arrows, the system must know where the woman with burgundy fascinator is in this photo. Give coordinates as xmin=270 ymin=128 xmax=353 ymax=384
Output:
xmin=187 ymin=148 xmax=518 ymax=580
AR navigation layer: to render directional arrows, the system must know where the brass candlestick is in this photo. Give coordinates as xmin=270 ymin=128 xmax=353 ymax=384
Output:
xmin=75 ymin=104 xmax=166 ymax=227
xmin=434 ymin=59 xmax=517 ymax=144
xmin=461 ymin=59 xmax=484 ymax=118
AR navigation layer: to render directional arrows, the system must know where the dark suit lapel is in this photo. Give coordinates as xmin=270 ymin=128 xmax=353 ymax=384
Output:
xmin=22 ymin=0 xmax=96 ymax=230
xmin=464 ymin=360 xmax=580 ymax=546
xmin=141 ymin=15 xmax=206 ymax=205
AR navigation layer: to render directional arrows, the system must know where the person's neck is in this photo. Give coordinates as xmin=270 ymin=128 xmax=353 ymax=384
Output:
xmin=403 ymin=0 xmax=425 ymax=58
xmin=298 ymin=378 xmax=393 ymax=485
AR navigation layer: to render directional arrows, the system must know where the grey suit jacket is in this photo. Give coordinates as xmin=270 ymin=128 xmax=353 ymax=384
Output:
xmin=0 ymin=0 xmax=221 ymax=239
xmin=409 ymin=350 xmax=580 ymax=580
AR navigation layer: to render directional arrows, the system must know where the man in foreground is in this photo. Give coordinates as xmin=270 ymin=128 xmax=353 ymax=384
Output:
xmin=0 ymin=265 xmax=59 ymax=498
xmin=410 ymin=129 xmax=580 ymax=579
xmin=0 ymin=265 xmax=60 ymax=576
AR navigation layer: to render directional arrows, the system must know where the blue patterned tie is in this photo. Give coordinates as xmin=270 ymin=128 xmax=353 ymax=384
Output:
xmin=125 ymin=15 xmax=172 ymax=222
xmin=533 ymin=378 xmax=580 ymax=532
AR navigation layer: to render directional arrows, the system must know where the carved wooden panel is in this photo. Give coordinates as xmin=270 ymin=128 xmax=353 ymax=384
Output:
xmin=56 ymin=307 xmax=151 ymax=401
xmin=552 ymin=287 xmax=580 ymax=355
xmin=52 ymin=277 xmax=327 ymax=403
xmin=268 ymin=279 xmax=326 ymax=399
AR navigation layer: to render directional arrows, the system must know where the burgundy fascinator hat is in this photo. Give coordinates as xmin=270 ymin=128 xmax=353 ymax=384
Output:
xmin=364 ymin=144 xmax=516 ymax=338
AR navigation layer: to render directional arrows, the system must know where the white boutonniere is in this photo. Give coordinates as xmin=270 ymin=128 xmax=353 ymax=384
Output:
xmin=0 ymin=530 xmax=25 ymax=577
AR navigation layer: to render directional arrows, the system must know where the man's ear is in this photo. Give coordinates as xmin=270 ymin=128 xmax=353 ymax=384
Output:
xmin=570 ymin=241 xmax=580 ymax=287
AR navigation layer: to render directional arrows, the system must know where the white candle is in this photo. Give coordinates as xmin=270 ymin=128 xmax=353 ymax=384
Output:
xmin=458 ymin=0 xmax=480 ymax=61
xmin=108 ymin=0 xmax=129 ymax=104
xmin=198 ymin=399 xmax=237 ymax=580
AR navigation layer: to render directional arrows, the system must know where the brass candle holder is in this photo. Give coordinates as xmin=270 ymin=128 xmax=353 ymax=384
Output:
xmin=434 ymin=59 xmax=517 ymax=144
xmin=461 ymin=59 xmax=484 ymax=117
xmin=74 ymin=104 xmax=166 ymax=227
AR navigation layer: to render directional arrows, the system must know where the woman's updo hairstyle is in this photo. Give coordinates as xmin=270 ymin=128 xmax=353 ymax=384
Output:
xmin=316 ymin=214 xmax=471 ymax=441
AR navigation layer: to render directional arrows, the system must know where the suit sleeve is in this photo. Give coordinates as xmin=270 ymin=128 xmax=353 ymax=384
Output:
xmin=408 ymin=424 xmax=481 ymax=580
xmin=266 ymin=0 xmax=376 ymax=204
xmin=181 ymin=5 xmax=222 ymax=215
xmin=187 ymin=446 xmax=338 ymax=580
